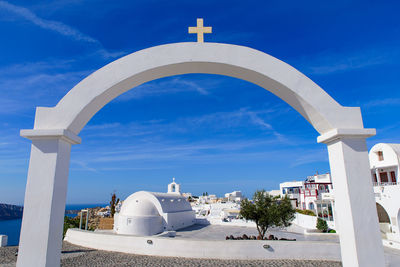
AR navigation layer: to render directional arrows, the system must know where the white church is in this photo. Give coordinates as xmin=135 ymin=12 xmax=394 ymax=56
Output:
xmin=113 ymin=178 xmax=195 ymax=236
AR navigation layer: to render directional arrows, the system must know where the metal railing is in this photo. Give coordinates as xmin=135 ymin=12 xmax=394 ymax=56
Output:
xmin=373 ymin=182 xmax=399 ymax=187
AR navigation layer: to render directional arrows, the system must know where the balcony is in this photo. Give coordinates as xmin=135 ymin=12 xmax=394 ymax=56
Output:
xmin=373 ymin=182 xmax=399 ymax=187
xmin=287 ymin=193 xmax=300 ymax=200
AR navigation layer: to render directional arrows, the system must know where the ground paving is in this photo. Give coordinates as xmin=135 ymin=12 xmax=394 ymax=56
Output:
xmin=163 ymin=224 xmax=340 ymax=242
xmin=0 ymin=242 xmax=342 ymax=267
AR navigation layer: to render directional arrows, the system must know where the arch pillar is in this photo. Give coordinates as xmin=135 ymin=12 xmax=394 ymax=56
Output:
xmin=16 ymin=130 xmax=80 ymax=267
xmin=318 ymin=128 xmax=385 ymax=267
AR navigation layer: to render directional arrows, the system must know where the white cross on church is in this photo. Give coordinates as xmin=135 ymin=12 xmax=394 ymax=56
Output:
xmin=188 ymin=18 xmax=212 ymax=43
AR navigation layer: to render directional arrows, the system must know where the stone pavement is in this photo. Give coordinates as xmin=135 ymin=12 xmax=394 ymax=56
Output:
xmin=0 ymin=242 xmax=342 ymax=267
xmin=164 ymin=224 xmax=339 ymax=242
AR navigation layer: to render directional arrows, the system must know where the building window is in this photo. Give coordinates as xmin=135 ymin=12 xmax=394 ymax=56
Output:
xmin=380 ymin=172 xmax=388 ymax=183
xmin=390 ymin=171 xmax=396 ymax=183
xmin=377 ymin=151 xmax=384 ymax=161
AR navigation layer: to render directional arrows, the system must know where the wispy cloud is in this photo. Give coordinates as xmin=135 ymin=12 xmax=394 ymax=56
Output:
xmin=363 ymin=97 xmax=400 ymax=108
xmin=0 ymin=1 xmax=125 ymax=59
xmin=84 ymin=123 xmax=122 ymax=131
xmin=0 ymin=67 xmax=91 ymax=114
xmin=0 ymin=1 xmax=96 ymax=43
xmin=290 ymin=149 xmax=328 ymax=167
xmin=116 ymin=77 xmax=211 ymax=101
xmin=70 ymin=136 xmax=325 ymax=173
xmin=296 ymin=46 xmax=398 ymax=75
xmin=82 ymin=107 xmax=287 ymax=143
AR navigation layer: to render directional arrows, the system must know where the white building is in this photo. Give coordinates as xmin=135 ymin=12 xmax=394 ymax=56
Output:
xmin=369 ymin=143 xmax=400 ymax=243
xmin=224 ymin=191 xmax=243 ymax=202
xmin=268 ymin=190 xmax=281 ymax=198
xmin=280 ymin=174 xmax=335 ymax=224
xmin=114 ymin=178 xmax=195 ymax=236
xmin=198 ymin=194 xmax=218 ymax=204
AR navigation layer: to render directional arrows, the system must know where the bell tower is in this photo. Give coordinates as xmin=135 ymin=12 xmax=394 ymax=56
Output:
xmin=167 ymin=177 xmax=181 ymax=194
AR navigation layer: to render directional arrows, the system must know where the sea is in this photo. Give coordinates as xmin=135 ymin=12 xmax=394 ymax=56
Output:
xmin=0 ymin=203 xmax=107 ymax=246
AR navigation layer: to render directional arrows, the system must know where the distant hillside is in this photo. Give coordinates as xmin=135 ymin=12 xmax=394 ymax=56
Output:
xmin=0 ymin=203 xmax=23 ymax=220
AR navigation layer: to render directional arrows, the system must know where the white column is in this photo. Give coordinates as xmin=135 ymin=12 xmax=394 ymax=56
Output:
xmin=17 ymin=130 xmax=80 ymax=267
xmin=375 ymin=168 xmax=380 ymax=184
xmin=319 ymin=130 xmax=385 ymax=267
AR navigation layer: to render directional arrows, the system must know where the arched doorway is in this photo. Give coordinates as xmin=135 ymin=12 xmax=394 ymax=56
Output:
xmin=376 ymin=203 xmax=391 ymax=239
xmin=376 ymin=203 xmax=390 ymax=223
xmin=17 ymin=42 xmax=384 ymax=267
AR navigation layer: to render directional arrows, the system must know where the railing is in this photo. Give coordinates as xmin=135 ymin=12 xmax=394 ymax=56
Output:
xmin=373 ymin=182 xmax=399 ymax=187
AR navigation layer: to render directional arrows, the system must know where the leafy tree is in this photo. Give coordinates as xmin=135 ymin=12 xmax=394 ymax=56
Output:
xmin=110 ymin=192 xmax=120 ymax=218
xmin=316 ymin=218 xmax=328 ymax=232
xmin=63 ymin=216 xmax=80 ymax=238
xmin=240 ymin=190 xmax=295 ymax=239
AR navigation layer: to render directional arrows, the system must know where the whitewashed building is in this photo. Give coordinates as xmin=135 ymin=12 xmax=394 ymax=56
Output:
xmin=280 ymin=174 xmax=335 ymax=224
xmin=369 ymin=143 xmax=400 ymax=242
xmin=114 ymin=179 xmax=195 ymax=236
xmin=198 ymin=194 xmax=218 ymax=204
xmin=224 ymin=191 xmax=244 ymax=202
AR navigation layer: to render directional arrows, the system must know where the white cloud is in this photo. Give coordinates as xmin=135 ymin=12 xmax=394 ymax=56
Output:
xmin=115 ymin=77 xmax=210 ymax=101
xmin=364 ymin=98 xmax=400 ymax=108
xmin=296 ymin=46 xmax=397 ymax=75
xmin=0 ymin=1 xmax=125 ymax=59
xmin=0 ymin=1 xmax=96 ymax=43
xmin=290 ymin=149 xmax=328 ymax=167
xmin=81 ymin=107 xmax=286 ymax=141
xmin=0 ymin=69 xmax=91 ymax=114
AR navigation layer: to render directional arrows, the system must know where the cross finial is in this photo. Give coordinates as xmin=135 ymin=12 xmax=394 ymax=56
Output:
xmin=188 ymin=18 xmax=212 ymax=43
xmin=172 ymin=177 xmax=175 ymax=183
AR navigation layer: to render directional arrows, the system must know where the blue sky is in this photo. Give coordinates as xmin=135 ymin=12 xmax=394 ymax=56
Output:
xmin=0 ymin=0 xmax=399 ymax=205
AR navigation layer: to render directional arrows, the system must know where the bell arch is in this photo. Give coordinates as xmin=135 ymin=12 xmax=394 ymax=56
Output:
xmin=17 ymin=42 xmax=384 ymax=267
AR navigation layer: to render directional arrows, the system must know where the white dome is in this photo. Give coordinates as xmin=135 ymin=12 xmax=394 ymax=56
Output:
xmin=120 ymin=192 xmax=160 ymax=217
xmin=115 ymin=190 xmax=195 ymax=236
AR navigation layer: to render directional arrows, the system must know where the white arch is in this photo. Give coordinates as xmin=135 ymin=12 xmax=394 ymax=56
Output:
xmin=31 ymin=42 xmax=363 ymax=135
xmin=17 ymin=42 xmax=384 ymax=267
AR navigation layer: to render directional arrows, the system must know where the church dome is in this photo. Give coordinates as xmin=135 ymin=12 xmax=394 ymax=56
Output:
xmin=120 ymin=192 xmax=161 ymax=217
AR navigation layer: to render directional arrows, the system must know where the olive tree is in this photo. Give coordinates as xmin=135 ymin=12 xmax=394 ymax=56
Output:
xmin=240 ymin=190 xmax=295 ymax=239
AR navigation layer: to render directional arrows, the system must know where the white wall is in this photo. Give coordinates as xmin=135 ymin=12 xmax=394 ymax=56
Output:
xmin=374 ymin=185 xmax=400 ymax=242
xmin=292 ymin=213 xmax=335 ymax=230
xmin=0 ymin=235 xmax=7 ymax=247
xmin=369 ymin=144 xmax=400 ymax=171
xmin=65 ymin=228 xmax=341 ymax=261
xmin=116 ymin=214 xmax=163 ymax=236
xmin=163 ymin=210 xmax=196 ymax=231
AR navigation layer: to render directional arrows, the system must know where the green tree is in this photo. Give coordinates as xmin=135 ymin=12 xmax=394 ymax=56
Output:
xmin=110 ymin=192 xmax=120 ymax=218
xmin=240 ymin=190 xmax=295 ymax=239
xmin=316 ymin=218 xmax=328 ymax=232
xmin=63 ymin=216 xmax=80 ymax=238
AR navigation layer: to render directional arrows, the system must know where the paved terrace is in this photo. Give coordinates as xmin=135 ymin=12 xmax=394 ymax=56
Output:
xmin=2 ymin=225 xmax=400 ymax=266
xmin=1 ymin=242 xmax=342 ymax=267
xmin=161 ymin=224 xmax=340 ymax=242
